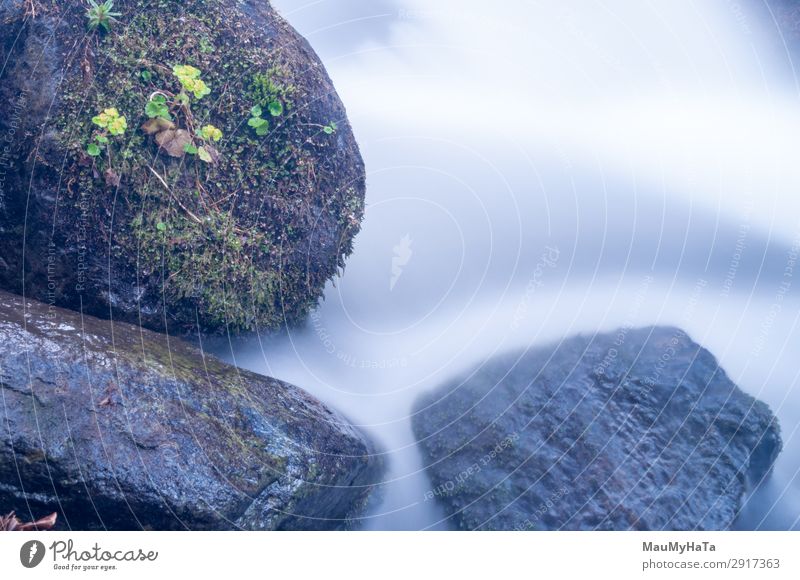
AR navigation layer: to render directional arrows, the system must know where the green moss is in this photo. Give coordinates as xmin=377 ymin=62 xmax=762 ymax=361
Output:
xmin=250 ymin=67 xmax=296 ymax=113
xmin=47 ymin=0 xmax=356 ymax=332
xmin=133 ymin=208 xmax=287 ymax=328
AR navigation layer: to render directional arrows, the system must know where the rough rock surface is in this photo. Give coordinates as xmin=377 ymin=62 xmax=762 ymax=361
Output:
xmin=413 ymin=327 xmax=781 ymax=530
xmin=0 ymin=290 xmax=380 ymax=530
xmin=0 ymin=0 xmax=365 ymax=333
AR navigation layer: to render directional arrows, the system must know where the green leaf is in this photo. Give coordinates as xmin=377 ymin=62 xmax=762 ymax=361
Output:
xmin=197 ymin=147 xmax=213 ymax=163
xmin=145 ymin=101 xmax=160 ymax=118
xmin=152 ymin=94 xmax=166 ymax=104
xmin=323 ymin=125 xmax=335 ymax=135
xmin=268 ymin=101 xmax=283 ymax=116
xmin=156 ymin=221 xmax=167 ymax=232
xmin=255 ymin=124 xmax=269 ymax=136
xmin=250 ymin=105 xmax=262 ymax=117
xmin=173 ymin=64 xmax=202 ymax=80
xmin=87 ymin=143 xmax=101 ymax=156
xmin=200 ymin=125 xmax=222 ymax=142
xmin=184 ymin=143 xmax=198 ymax=155
xmin=141 ymin=70 xmax=152 ymax=82
xmin=247 ymin=116 xmax=265 ymax=129
xmin=95 ymin=135 xmax=109 ymax=144
xmin=145 ymin=98 xmax=171 ymax=120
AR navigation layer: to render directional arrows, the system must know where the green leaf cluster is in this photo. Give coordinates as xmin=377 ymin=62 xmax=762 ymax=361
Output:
xmin=86 ymin=0 xmax=121 ymax=33
xmin=92 ymin=107 xmax=127 ymax=135
xmin=247 ymin=105 xmax=270 ymax=136
xmin=145 ymin=94 xmax=172 ymax=120
xmin=87 ymin=107 xmax=126 ymax=157
xmin=173 ymin=64 xmax=211 ymax=99
xmin=248 ymin=69 xmax=292 ymax=137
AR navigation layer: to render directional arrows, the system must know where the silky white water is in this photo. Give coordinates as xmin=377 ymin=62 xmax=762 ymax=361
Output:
xmin=211 ymin=0 xmax=800 ymax=529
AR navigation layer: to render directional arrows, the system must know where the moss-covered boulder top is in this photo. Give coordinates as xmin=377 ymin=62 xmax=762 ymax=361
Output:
xmin=0 ymin=0 xmax=365 ymax=334
xmin=0 ymin=289 xmax=381 ymax=530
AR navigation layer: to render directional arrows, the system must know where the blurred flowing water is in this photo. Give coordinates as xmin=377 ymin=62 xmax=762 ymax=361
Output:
xmin=210 ymin=0 xmax=800 ymax=529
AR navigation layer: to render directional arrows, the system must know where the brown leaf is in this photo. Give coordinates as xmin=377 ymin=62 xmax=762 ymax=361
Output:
xmin=155 ymin=129 xmax=192 ymax=158
xmin=141 ymin=117 xmax=175 ymax=135
xmin=16 ymin=512 xmax=58 ymax=531
xmin=1 ymin=511 xmax=57 ymax=532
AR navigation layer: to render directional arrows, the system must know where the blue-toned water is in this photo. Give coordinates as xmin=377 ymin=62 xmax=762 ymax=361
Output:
xmin=212 ymin=0 xmax=800 ymax=530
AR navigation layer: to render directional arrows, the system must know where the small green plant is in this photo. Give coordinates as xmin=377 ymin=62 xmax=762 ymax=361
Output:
xmin=184 ymin=124 xmax=223 ymax=163
xmin=86 ymin=139 xmax=103 ymax=157
xmin=173 ymin=64 xmax=211 ymax=100
xmin=144 ymin=65 xmax=210 ymax=117
xmin=93 ymin=107 xmax=127 ymax=135
xmin=85 ymin=0 xmax=121 ymax=33
xmin=199 ymin=124 xmax=222 ymax=142
xmin=303 ymin=120 xmax=338 ymax=135
xmin=87 ymin=107 xmax=126 ymax=157
xmin=87 ymin=106 xmax=127 ymax=185
xmin=145 ymin=93 xmax=172 ymax=121
xmin=198 ymin=35 xmax=215 ymax=54
xmin=248 ymin=105 xmax=270 ymax=136
xmin=247 ymin=69 xmax=295 ymax=137
xmin=140 ymin=65 xmax=220 ymax=164
xmin=250 ymin=69 xmax=293 ymax=115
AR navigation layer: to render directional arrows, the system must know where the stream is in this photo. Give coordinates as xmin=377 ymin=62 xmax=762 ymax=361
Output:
xmin=211 ymin=0 xmax=800 ymax=530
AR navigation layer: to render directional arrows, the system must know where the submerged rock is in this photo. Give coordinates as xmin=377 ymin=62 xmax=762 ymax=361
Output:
xmin=0 ymin=290 xmax=380 ymax=530
xmin=0 ymin=0 xmax=364 ymax=333
xmin=413 ymin=327 xmax=781 ymax=530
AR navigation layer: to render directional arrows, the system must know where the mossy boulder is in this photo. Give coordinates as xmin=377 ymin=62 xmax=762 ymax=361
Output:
xmin=0 ymin=290 xmax=381 ymax=530
xmin=0 ymin=0 xmax=365 ymax=333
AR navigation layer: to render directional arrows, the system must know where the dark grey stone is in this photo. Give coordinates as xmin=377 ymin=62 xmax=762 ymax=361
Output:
xmin=413 ymin=327 xmax=781 ymax=530
xmin=0 ymin=290 xmax=381 ymax=530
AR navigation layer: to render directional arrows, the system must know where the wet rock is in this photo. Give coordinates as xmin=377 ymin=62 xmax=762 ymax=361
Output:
xmin=413 ymin=327 xmax=781 ymax=530
xmin=0 ymin=290 xmax=380 ymax=530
